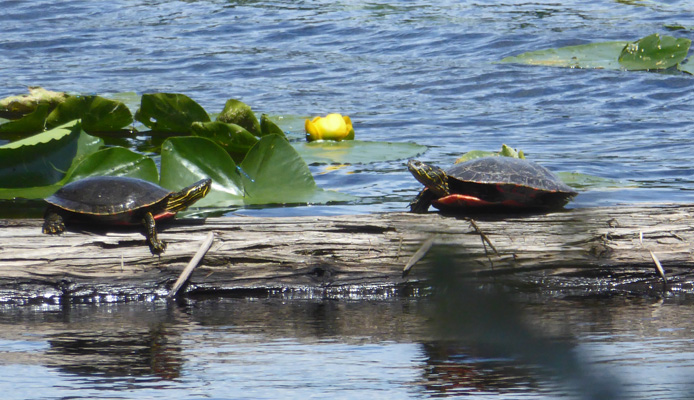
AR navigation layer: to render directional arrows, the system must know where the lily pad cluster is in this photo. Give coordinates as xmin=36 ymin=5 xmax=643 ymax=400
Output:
xmin=0 ymin=91 xmax=352 ymax=207
xmin=500 ymin=33 xmax=694 ymax=74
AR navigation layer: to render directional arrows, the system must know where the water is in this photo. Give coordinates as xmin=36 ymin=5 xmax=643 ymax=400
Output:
xmin=2 ymin=0 xmax=694 ymax=398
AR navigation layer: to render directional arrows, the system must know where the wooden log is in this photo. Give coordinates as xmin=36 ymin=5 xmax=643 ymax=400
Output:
xmin=1 ymin=204 xmax=693 ymax=302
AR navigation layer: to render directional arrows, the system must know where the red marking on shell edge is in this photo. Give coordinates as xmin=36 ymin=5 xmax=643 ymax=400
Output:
xmin=107 ymin=211 xmax=176 ymax=226
xmin=432 ymin=194 xmax=527 ymax=209
xmin=154 ymin=211 xmax=177 ymax=220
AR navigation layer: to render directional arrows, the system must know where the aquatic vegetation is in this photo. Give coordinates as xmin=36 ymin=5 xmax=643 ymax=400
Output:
xmin=500 ymin=33 xmax=694 ymax=73
xmin=304 ymin=113 xmax=355 ymax=142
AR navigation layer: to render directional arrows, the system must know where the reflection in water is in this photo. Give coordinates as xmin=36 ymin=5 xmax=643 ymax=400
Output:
xmin=1 ymin=287 xmax=694 ymax=398
xmin=419 ymin=341 xmax=542 ymax=396
xmin=47 ymin=323 xmax=182 ymax=380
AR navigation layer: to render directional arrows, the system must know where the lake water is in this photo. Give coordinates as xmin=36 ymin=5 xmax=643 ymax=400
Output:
xmin=2 ymin=0 xmax=694 ymax=398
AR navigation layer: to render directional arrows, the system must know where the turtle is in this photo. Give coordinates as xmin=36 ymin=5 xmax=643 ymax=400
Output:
xmin=407 ymin=157 xmax=577 ymax=213
xmin=42 ymin=176 xmax=212 ymax=254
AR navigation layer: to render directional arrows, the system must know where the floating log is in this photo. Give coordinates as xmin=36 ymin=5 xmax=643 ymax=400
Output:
xmin=1 ymin=205 xmax=694 ymax=303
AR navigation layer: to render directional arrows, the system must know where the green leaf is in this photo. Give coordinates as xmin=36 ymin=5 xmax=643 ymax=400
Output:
xmin=0 ymin=87 xmax=68 ymax=120
xmin=678 ymin=56 xmax=694 ymax=74
xmin=160 ymin=135 xmax=353 ymax=207
xmin=0 ymin=103 xmax=51 ymax=137
xmin=240 ymin=135 xmax=354 ymax=205
xmin=0 ymin=121 xmax=85 ymax=187
xmin=293 ymin=140 xmax=427 ymax=165
xmin=63 ymin=147 xmax=158 ymax=183
xmin=0 ymin=184 xmax=63 ymax=200
xmin=456 ymin=144 xmax=525 ymax=163
xmin=190 ymin=121 xmax=258 ymax=163
xmin=46 ymin=95 xmax=133 ymax=132
xmin=216 ymin=99 xmax=260 ymax=136
xmin=160 ymin=136 xmax=244 ymax=207
xmin=556 ymin=172 xmax=631 ymax=190
xmin=134 ymin=93 xmax=210 ymax=133
xmin=260 ymin=113 xmax=286 ymax=138
xmin=499 ymin=41 xmax=629 ymax=69
xmin=618 ymin=33 xmax=691 ymax=70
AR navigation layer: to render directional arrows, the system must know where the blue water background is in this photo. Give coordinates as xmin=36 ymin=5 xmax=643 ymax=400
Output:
xmin=3 ymin=0 xmax=694 ymax=215
xmin=2 ymin=1 xmax=694 ymax=399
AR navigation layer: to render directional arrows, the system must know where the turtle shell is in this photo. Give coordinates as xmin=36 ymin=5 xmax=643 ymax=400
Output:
xmin=45 ymin=176 xmax=173 ymax=223
xmin=433 ymin=157 xmax=577 ymax=211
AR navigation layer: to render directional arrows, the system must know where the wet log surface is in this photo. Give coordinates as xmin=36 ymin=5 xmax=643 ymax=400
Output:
xmin=1 ymin=204 xmax=694 ymax=303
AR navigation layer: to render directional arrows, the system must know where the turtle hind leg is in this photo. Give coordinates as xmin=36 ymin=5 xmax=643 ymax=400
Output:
xmin=143 ymin=211 xmax=167 ymax=255
xmin=42 ymin=208 xmax=66 ymax=234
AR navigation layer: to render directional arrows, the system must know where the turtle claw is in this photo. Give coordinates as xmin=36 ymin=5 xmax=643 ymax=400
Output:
xmin=149 ymin=239 xmax=167 ymax=255
xmin=42 ymin=211 xmax=65 ymax=235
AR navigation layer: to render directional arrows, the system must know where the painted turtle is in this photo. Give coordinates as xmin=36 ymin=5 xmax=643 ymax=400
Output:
xmin=42 ymin=176 xmax=212 ymax=254
xmin=408 ymin=157 xmax=577 ymax=213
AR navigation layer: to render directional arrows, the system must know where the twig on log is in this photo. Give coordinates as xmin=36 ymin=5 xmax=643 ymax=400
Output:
xmin=640 ymin=230 xmax=667 ymax=286
xmin=167 ymin=231 xmax=215 ymax=299
xmin=403 ymin=236 xmax=435 ymax=277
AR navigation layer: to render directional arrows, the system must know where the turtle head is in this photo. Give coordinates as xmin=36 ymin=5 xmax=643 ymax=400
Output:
xmin=407 ymin=159 xmax=450 ymax=197
xmin=166 ymin=178 xmax=212 ymax=212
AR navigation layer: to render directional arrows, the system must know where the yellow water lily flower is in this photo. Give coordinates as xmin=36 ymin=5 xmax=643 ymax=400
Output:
xmin=305 ymin=113 xmax=355 ymax=142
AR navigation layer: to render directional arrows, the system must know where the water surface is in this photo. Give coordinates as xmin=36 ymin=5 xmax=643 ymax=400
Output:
xmin=2 ymin=1 xmax=694 ymax=398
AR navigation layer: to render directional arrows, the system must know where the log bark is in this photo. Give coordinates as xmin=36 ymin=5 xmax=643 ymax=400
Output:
xmin=1 ymin=204 xmax=694 ymax=302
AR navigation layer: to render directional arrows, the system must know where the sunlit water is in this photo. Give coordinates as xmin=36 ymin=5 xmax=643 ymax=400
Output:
xmin=2 ymin=0 xmax=694 ymax=398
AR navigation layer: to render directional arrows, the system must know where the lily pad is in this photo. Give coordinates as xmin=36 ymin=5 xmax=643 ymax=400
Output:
xmin=45 ymin=95 xmax=134 ymax=133
xmin=134 ymin=93 xmax=210 ymax=133
xmin=556 ymin=172 xmax=630 ymax=190
xmin=240 ymin=135 xmax=354 ymax=205
xmin=499 ymin=41 xmax=628 ymax=69
xmin=0 ymin=87 xmax=68 ymax=120
xmin=160 ymin=135 xmax=353 ymax=207
xmin=0 ymin=103 xmax=51 ymax=137
xmin=294 ymin=140 xmax=427 ymax=165
xmin=456 ymin=144 xmax=525 ymax=163
xmin=618 ymin=33 xmax=690 ymax=70
xmin=160 ymin=136 xmax=245 ymax=207
xmin=0 ymin=121 xmax=101 ymax=188
xmin=190 ymin=121 xmax=258 ymax=163
xmin=678 ymin=56 xmax=694 ymax=74
xmin=216 ymin=99 xmax=260 ymax=136
xmin=63 ymin=147 xmax=158 ymax=184
xmin=260 ymin=114 xmax=286 ymax=138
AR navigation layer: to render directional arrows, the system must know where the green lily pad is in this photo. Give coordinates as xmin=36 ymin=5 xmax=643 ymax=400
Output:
xmin=455 ymin=144 xmax=525 ymax=163
xmin=618 ymin=33 xmax=691 ymax=70
xmin=240 ymin=135 xmax=354 ymax=205
xmin=294 ymin=140 xmax=427 ymax=165
xmin=499 ymin=41 xmax=628 ymax=69
xmin=556 ymin=172 xmax=630 ymax=190
xmin=190 ymin=121 xmax=259 ymax=163
xmin=160 ymin=136 xmax=245 ymax=207
xmin=0 ymin=103 xmax=52 ymax=137
xmin=46 ymin=95 xmax=133 ymax=133
xmin=260 ymin=113 xmax=286 ymax=138
xmin=0 ymin=121 xmax=101 ymax=188
xmin=678 ymin=56 xmax=694 ymax=74
xmin=0 ymin=87 xmax=68 ymax=120
xmin=63 ymin=147 xmax=158 ymax=184
xmin=134 ymin=93 xmax=210 ymax=133
xmin=160 ymin=135 xmax=353 ymax=207
xmin=216 ymin=99 xmax=260 ymax=136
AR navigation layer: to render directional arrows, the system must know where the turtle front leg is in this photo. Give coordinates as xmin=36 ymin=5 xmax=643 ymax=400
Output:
xmin=409 ymin=189 xmax=435 ymax=214
xmin=143 ymin=212 xmax=167 ymax=255
xmin=42 ymin=208 xmax=65 ymax=234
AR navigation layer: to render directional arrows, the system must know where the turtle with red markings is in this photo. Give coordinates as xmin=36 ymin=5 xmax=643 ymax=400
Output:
xmin=407 ymin=157 xmax=577 ymax=213
xmin=42 ymin=176 xmax=212 ymax=254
